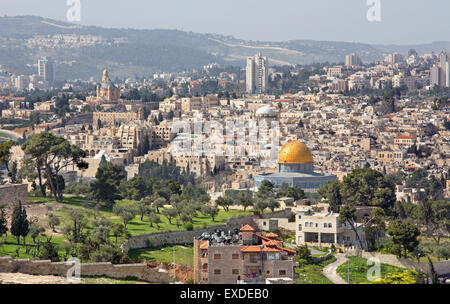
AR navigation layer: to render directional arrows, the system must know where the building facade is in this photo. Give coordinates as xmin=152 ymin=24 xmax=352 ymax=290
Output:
xmin=246 ymin=54 xmax=269 ymax=94
xmin=38 ymin=56 xmax=55 ymax=83
xmin=193 ymin=225 xmax=295 ymax=284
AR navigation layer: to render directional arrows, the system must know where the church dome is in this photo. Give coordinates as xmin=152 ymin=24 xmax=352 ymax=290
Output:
xmin=278 ymin=140 xmax=313 ymax=164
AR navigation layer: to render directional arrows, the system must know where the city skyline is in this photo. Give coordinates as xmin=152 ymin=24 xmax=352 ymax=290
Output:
xmin=2 ymin=0 xmax=450 ymax=45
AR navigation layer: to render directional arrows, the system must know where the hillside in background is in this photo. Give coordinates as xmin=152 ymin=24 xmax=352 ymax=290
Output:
xmin=0 ymin=15 xmax=449 ymax=80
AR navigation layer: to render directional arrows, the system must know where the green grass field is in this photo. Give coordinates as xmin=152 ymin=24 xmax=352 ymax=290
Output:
xmin=336 ymin=256 xmax=408 ymax=284
xmin=129 ymin=244 xmax=194 ymax=266
xmin=2 ymin=196 xmax=251 ymax=263
xmin=0 ymin=233 xmax=67 ymax=260
xmin=296 ymin=256 xmax=336 ymax=284
xmin=51 ymin=198 xmax=251 ymax=237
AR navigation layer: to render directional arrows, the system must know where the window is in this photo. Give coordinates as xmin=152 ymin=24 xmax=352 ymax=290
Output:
xmin=214 ymin=269 xmax=221 ymax=275
xmin=232 ymin=254 xmax=239 ymax=260
xmin=232 ymin=269 xmax=239 ymax=275
xmin=323 ymin=223 xmax=327 ymax=228
xmin=315 ymin=223 xmax=318 ymax=228
xmin=305 ymin=222 xmax=309 ymax=227
xmin=279 ymin=270 xmax=286 ymax=276
xmin=298 ymin=224 xmax=302 ymax=231
xmin=214 ymin=254 xmax=221 ymax=260
xmin=328 ymin=223 xmax=333 ymax=228
xmin=298 ymin=215 xmax=302 ymax=219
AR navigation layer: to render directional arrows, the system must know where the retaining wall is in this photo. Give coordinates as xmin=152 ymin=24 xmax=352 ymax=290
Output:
xmin=0 ymin=257 xmax=170 ymax=283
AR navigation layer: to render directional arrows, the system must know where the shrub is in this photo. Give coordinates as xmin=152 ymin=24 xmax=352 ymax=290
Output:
xmin=39 ymin=239 xmax=60 ymax=262
xmin=296 ymin=244 xmax=312 ymax=263
xmin=368 ymin=270 xmax=424 ymax=284
xmin=90 ymin=246 xmax=130 ymax=264
xmin=147 ymin=237 xmax=155 ymax=248
xmin=184 ymin=222 xmax=194 ymax=231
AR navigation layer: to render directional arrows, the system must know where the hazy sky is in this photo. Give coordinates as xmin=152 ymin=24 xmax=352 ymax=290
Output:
xmin=2 ymin=0 xmax=449 ymax=44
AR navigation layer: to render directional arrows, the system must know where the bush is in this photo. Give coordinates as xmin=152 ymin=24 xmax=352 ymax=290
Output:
xmin=147 ymin=237 xmax=155 ymax=248
xmin=184 ymin=222 xmax=194 ymax=231
xmin=90 ymin=246 xmax=130 ymax=264
xmin=296 ymin=244 xmax=312 ymax=263
xmin=330 ymin=244 xmax=336 ymax=253
xmin=368 ymin=270 xmax=424 ymax=284
xmin=39 ymin=240 xmax=60 ymax=262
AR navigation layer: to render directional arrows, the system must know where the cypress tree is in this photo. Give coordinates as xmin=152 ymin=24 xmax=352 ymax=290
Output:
xmin=10 ymin=201 xmax=29 ymax=246
xmin=0 ymin=207 xmax=8 ymax=238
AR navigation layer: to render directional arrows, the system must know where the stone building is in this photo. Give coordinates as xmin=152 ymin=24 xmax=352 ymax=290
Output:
xmin=193 ymin=225 xmax=295 ymax=284
xmin=93 ymin=111 xmax=143 ymax=128
xmin=96 ymin=69 xmax=120 ymax=102
xmin=295 ymin=203 xmax=366 ymax=250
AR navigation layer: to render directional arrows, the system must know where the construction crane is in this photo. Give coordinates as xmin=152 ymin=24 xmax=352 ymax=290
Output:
xmin=4 ymin=69 xmax=33 ymax=98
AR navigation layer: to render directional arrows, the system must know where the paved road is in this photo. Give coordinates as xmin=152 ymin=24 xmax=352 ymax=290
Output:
xmin=323 ymin=253 xmax=348 ymax=284
xmin=285 ymin=243 xmax=326 ymax=256
xmin=0 ymin=129 xmax=21 ymax=140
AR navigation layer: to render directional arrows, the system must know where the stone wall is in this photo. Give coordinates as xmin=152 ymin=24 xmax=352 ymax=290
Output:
xmin=122 ymin=210 xmax=292 ymax=251
xmin=347 ymin=250 xmax=450 ymax=276
xmin=0 ymin=257 xmax=172 ymax=283
xmin=0 ymin=184 xmax=28 ymax=207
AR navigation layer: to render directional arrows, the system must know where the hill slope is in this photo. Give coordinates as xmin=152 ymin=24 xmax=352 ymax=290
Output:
xmin=0 ymin=16 xmax=449 ymax=80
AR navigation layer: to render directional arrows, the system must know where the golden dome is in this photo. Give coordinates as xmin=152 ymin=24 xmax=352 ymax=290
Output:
xmin=278 ymin=140 xmax=313 ymax=164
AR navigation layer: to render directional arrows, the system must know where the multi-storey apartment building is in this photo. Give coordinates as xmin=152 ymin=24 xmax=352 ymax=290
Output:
xmin=246 ymin=53 xmax=268 ymax=94
xmin=295 ymin=203 xmax=366 ymax=250
xmin=345 ymin=53 xmax=362 ymax=66
xmin=38 ymin=56 xmax=55 ymax=83
xmin=194 ymin=225 xmax=295 ymax=284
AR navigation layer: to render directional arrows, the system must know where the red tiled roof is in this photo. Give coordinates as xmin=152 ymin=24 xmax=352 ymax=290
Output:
xmin=265 ymin=232 xmax=279 ymax=238
xmin=406 ymin=166 xmax=420 ymax=170
xmin=200 ymin=240 xmax=208 ymax=250
xmin=240 ymin=246 xmax=281 ymax=253
xmin=263 ymin=240 xmax=281 ymax=246
xmin=240 ymin=224 xmax=255 ymax=232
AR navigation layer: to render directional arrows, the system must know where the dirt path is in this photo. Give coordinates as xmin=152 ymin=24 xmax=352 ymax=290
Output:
xmin=322 ymin=253 xmax=348 ymax=284
xmin=0 ymin=273 xmax=81 ymax=284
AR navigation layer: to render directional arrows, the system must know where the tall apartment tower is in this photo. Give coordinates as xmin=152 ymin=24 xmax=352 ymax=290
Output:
xmin=439 ymin=52 xmax=449 ymax=87
xmin=38 ymin=56 xmax=55 ymax=83
xmin=345 ymin=53 xmax=362 ymax=66
xmin=446 ymin=61 xmax=450 ymax=88
xmin=384 ymin=52 xmax=404 ymax=65
xmin=246 ymin=53 xmax=268 ymax=94
xmin=431 ymin=52 xmax=450 ymax=88
xmin=431 ymin=66 xmax=441 ymax=87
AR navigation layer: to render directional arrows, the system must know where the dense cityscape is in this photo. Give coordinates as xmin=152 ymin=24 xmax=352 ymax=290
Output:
xmin=0 ymin=9 xmax=448 ymax=289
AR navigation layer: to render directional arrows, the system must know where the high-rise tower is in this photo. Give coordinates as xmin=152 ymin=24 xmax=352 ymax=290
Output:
xmin=246 ymin=53 xmax=268 ymax=94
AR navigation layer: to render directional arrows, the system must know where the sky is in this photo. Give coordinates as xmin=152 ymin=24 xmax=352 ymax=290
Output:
xmin=2 ymin=0 xmax=450 ymax=45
